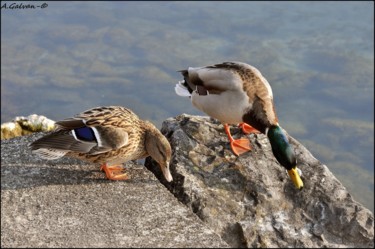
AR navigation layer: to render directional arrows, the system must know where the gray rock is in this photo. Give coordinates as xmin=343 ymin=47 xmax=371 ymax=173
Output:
xmin=146 ymin=114 xmax=374 ymax=248
xmin=1 ymin=132 xmax=229 ymax=248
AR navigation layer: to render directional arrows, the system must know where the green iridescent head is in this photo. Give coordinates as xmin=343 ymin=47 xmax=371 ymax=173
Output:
xmin=267 ymin=125 xmax=303 ymax=189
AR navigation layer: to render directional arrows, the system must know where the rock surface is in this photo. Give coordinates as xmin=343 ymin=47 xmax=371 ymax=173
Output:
xmin=146 ymin=114 xmax=374 ymax=248
xmin=2 ymin=114 xmax=374 ymax=248
xmin=1 ymin=133 xmax=229 ymax=248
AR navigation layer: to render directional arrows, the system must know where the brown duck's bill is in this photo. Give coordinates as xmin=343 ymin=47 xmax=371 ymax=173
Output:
xmin=287 ymin=168 xmax=304 ymax=190
xmin=161 ymin=163 xmax=173 ymax=182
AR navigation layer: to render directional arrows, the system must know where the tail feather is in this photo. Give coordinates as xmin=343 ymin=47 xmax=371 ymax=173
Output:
xmin=175 ymin=81 xmax=191 ymax=97
xmin=32 ymin=148 xmax=68 ymax=160
xmin=29 ymin=129 xmax=97 ymax=160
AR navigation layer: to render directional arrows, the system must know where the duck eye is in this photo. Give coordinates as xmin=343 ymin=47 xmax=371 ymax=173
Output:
xmin=157 ymin=146 xmax=166 ymax=159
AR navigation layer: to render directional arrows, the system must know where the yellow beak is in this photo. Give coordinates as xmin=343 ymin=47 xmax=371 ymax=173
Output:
xmin=287 ymin=168 xmax=304 ymax=190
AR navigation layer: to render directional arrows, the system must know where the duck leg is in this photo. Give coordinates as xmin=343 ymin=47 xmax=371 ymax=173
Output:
xmin=100 ymin=164 xmax=129 ymax=180
xmin=239 ymin=123 xmax=260 ymax=134
xmin=224 ymin=124 xmax=251 ymax=156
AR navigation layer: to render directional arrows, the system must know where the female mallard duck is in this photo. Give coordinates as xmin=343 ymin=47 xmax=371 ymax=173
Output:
xmin=175 ymin=61 xmax=303 ymax=189
xmin=29 ymin=106 xmax=173 ymax=182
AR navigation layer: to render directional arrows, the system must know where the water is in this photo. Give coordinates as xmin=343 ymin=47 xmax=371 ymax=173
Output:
xmin=1 ymin=1 xmax=373 ymax=212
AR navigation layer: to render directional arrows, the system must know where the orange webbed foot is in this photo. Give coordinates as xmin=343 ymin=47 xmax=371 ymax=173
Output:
xmin=100 ymin=164 xmax=129 ymax=180
xmin=239 ymin=123 xmax=260 ymax=134
xmin=224 ymin=124 xmax=252 ymax=156
xmin=230 ymin=138 xmax=252 ymax=156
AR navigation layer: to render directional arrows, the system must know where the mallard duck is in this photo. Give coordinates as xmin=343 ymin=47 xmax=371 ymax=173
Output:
xmin=29 ymin=106 xmax=173 ymax=182
xmin=175 ymin=61 xmax=303 ymax=189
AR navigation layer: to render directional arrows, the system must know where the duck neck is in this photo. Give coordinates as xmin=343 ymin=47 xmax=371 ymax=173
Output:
xmin=242 ymin=112 xmax=267 ymax=133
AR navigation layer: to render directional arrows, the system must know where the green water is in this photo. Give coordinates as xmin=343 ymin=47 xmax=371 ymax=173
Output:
xmin=1 ymin=1 xmax=373 ymax=212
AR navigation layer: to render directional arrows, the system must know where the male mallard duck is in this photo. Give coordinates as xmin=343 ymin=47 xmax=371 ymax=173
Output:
xmin=29 ymin=106 xmax=173 ymax=182
xmin=175 ymin=61 xmax=303 ymax=189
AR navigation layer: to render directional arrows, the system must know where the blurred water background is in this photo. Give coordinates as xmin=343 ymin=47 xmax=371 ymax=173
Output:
xmin=1 ymin=1 xmax=373 ymax=212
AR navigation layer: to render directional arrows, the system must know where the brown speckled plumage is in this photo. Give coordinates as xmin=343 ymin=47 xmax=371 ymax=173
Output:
xmin=209 ymin=62 xmax=278 ymax=131
xmin=30 ymin=106 xmax=173 ymax=182
xmin=66 ymin=106 xmax=148 ymax=164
